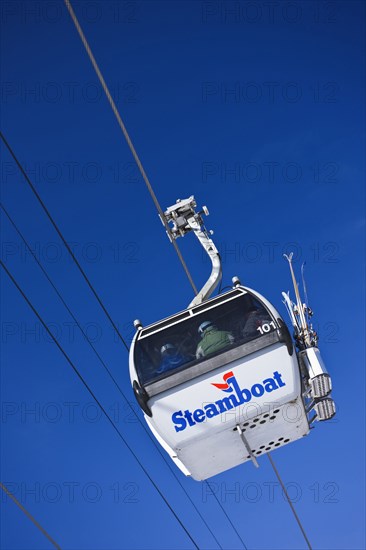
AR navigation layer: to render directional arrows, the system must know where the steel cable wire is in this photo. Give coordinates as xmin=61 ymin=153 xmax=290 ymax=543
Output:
xmin=267 ymin=453 xmax=312 ymax=550
xmin=0 ymin=131 xmax=129 ymax=351
xmin=63 ymin=0 xmax=198 ymax=296
xmin=0 ymin=482 xmax=61 ymax=550
xmin=0 ymin=260 xmax=199 ymax=550
xmin=1 ymin=203 xmax=223 ymax=549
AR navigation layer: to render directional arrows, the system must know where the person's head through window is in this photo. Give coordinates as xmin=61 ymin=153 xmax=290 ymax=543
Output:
xmin=157 ymin=343 xmax=186 ymax=374
xmin=161 ymin=343 xmax=177 ymax=357
xmin=242 ymin=295 xmax=272 ymax=340
xmin=198 ymin=321 xmax=215 ymax=336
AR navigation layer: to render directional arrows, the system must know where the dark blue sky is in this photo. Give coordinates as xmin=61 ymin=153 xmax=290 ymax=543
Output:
xmin=1 ymin=1 xmax=365 ymax=549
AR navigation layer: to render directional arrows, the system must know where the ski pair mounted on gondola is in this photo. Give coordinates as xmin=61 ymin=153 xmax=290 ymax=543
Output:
xmin=129 ymin=197 xmax=335 ymax=481
xmin=282 ymin=253 xmax=335 ymax=422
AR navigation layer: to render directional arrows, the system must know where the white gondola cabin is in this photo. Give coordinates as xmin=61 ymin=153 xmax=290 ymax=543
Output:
xmin=129 ymin=197 xmax=335 ymax=480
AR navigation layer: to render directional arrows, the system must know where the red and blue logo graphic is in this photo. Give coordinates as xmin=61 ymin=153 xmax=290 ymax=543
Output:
xmin=211 ymin=371 xmax=235 ymax=392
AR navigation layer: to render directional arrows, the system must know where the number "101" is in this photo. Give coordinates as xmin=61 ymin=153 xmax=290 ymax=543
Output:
xmin=257 ymin=321 xmax=276 ymax=335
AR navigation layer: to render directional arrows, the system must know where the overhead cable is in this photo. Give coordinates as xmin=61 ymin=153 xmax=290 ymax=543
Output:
xmin=0 ymin=130 xmax=129 ymax=351
xmin=204 ymin=482 xmax=248 ymax=550
xmin=1 ymin=202 xmax=127 ymax=397
xmin=63 ymin=0 xmax=198 ymax=295
xmin=267 ymin=453 xmax=312 ymax=550
xmin=1 ymin=202 xmax=222 ymax=549
xmin=0 ymin=260 xmax=199 ymax=550
xmin=0 ymin=482 xmax=61 ymax=550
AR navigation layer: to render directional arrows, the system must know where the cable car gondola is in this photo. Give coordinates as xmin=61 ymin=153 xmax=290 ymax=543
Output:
xmin=129 ymin=197 xmax=335 ymax=481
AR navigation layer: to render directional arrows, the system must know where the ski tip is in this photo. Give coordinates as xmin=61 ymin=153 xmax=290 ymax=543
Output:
xmin=283 ymin=252 xmax=293 ymax=262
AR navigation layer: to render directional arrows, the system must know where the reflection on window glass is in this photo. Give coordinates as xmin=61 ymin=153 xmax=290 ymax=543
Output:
xmin=135 ymin=293 xmax=274 ymax=385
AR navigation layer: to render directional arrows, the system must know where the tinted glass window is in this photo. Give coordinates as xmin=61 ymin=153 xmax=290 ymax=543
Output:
xmin=135 ymin=293 xmax=275 ymax=386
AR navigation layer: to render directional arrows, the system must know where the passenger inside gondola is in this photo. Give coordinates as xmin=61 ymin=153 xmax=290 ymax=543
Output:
xmin=196 ymin=321 xmax=234 ymax=358
xmin=241 ymin=297 xmax=273 ymax=341
xmin=157 ymin=343 xmax=189 ymax=374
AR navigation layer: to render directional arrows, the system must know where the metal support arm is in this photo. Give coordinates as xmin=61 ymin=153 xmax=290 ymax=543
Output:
xmin=162 ymin=196 xmax=222 ymax=307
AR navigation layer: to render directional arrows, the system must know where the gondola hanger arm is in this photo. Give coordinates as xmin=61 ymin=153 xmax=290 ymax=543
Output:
xmin=162 ymin=196 xmax=222 ymax=307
